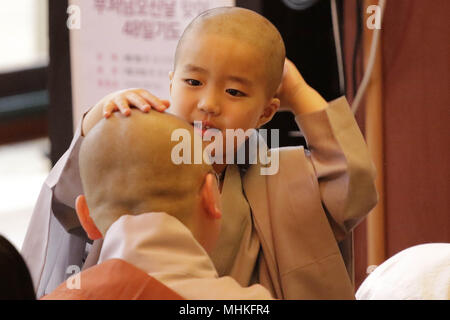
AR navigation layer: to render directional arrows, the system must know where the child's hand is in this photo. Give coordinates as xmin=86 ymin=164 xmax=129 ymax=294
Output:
xmin=275 ymin=58 xmax=327 ymax=115
xmin=101 ymin=88 xmax=170 ymax=118
xmin=275 ymin=58 xmax=309 ymax=111
xmin=82 ymin=89 xmax=170 ymax=136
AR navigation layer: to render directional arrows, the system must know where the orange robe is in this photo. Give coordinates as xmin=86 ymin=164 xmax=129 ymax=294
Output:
xmin=41 ymin=258 xmax=183 ymax=300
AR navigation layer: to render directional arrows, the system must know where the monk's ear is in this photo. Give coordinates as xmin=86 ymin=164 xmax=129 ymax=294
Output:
xmin=75 ymin=195 xmax=103 ymax=240
xmin=200 ymin=173 xmax=222 ymax=220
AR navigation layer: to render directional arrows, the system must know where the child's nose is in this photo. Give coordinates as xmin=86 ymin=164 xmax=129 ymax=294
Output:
xmin=197 ymin=92 xmax=221 ymax=115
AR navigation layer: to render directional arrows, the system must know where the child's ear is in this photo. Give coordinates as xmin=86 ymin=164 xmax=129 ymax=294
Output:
xmin=75 ymin=195 xmax=103 ymax=240
xmin=257 ymin=97 xmax=280 ymax=128
xmin=200 ymin=173 xmax=222 ymax=220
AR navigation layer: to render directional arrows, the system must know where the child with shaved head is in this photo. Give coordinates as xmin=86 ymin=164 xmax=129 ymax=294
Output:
xmin=23 ymin=7 xmax=377 ymax=299
xmin=77 ymin=111 xmax=219 ymax=248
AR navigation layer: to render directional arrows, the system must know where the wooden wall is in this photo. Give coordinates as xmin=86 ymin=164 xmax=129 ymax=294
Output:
xmin=344 ymin=0 xmax=450 ymax=289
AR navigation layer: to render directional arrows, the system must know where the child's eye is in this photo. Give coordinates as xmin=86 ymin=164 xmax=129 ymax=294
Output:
xmin=184 ymin=79 xmax=202 ymax=86
xmin=226 ymin=89 xmax=246 ymax=97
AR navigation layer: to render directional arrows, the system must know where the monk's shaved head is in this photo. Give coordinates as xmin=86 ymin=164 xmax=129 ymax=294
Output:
xmin=79 ymin=111 xmax=213 ymax=235
xmin=174 ymin=6 xmax=286 ymax=97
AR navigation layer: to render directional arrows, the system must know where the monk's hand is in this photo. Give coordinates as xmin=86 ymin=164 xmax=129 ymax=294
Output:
xmin=275 ymin=58 xmax=308 ymax=112
xmin=82 ymin=88 xmax=170 ymax=136
xmin=275 ymin=58 xmax=327 ymax=115
xmin=101 ymin=88 xmax=170 ymax=118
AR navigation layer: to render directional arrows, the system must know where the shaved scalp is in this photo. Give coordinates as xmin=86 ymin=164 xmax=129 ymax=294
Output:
xmin=79 ymin=111 xmax=213 ymax=235
xmin=174 ymin=6 xmax=286 ymax=97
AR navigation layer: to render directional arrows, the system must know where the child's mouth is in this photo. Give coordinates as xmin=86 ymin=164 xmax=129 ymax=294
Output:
xmin=192 ymin=122 xmax=221 ymax=138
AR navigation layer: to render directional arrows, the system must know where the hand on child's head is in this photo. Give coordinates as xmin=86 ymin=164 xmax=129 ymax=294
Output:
xmin=101 ymin=88 xmax=170 ymax=118
xmin=83 ymin=89 xmax=171 ymax=136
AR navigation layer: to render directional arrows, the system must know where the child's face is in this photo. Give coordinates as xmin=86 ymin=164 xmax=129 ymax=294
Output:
xmin=169 ymin=33 xmax=278 ymax=158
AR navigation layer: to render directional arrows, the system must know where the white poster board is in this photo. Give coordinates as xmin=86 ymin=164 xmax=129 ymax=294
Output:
xmin=69 ymin=0 xmax=235 ymax=128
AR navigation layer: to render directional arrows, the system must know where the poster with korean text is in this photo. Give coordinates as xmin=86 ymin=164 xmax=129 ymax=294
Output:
xmin=69 ymin=0 xmax=235 ymax=127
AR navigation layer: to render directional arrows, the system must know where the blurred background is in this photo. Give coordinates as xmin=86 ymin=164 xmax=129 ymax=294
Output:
xmin=0 ymin=0 xmax=448 ymax=291
xmin=0 ymin=0 xmax=50 ymax=249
